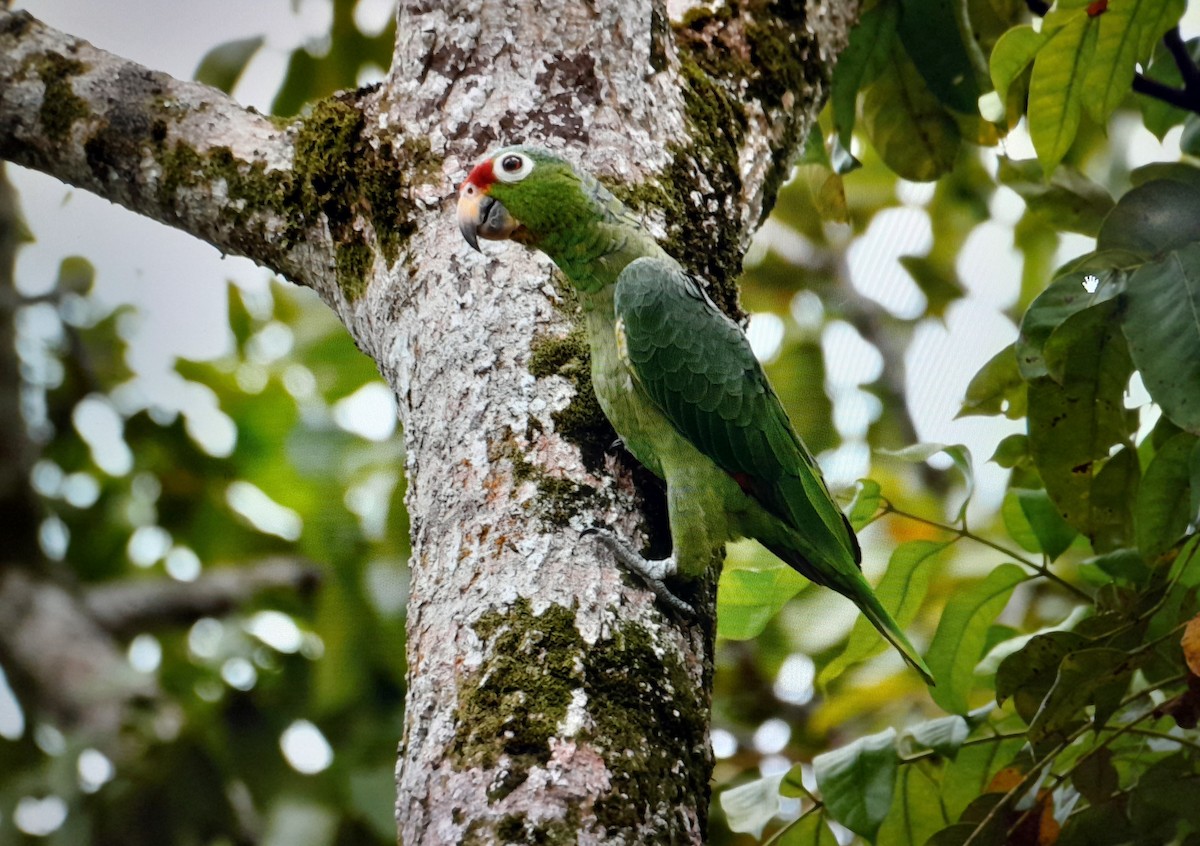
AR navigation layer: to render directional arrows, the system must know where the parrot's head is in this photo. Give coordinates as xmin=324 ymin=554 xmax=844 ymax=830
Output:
xmin=456 ymin=146 xmax=592 ymax=252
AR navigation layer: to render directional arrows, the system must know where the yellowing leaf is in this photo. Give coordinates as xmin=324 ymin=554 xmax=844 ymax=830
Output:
xmin=1182 ymin=613 xmax=1200 ymax=676
xmin=862 ymin=44 xmax=961 ymax=182
xmin=1028 ymin=12 xmax=1098 ymax=173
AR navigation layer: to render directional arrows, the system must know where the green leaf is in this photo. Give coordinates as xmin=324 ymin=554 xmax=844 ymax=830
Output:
xmin=1084 ymin=547 xmax=1151 ymax=585
xmin=1083 ymin=0 xmax=1185 ymax=125
xmin=1027 ymin=303 xmax=1138 ymax=550
xmin=995 ymin=630 xmax=1089 ymax=722
xmin=717 ymin=565 xmax=809 ymax=639
xmin=927 ymin=564 xmax=1027 ymax=714
xmin=1136 ymin=431 xmax=1199 ymax=560
xmin=1183 ymin=113 xmax=1200 ymax=156
xmin=1139 ymin=36 xmax=1200 ymax=139
xmin=997 ymin=158 xmax=1115 ymax=237
xmin=831 ymin=1 xmax=900 ymax=146
xmin=814 ymin=728 xmax=899 ymax=843
xmin=903 ymin=715 xmax=969 ymax=759
xmin=194 ymin=36 xmax=265 ymax=94
xmin=878 ymin=443 xmax=974 ymax=522
xmin=774 ymin=810 xmax=840 ymax=846
xmin=876 ymin=763 xmax=950 ymax=846
xmin=1028 ymin=647 xmax=1136 ymax=742
xmin=1122 ymin=243 xmax=1200 ymax=434
xmin=898 ymin=255 xmax=965 ymax=319
xmin=989 ymin=24 xmax=1048 ymax=106
xmin=1130 ymin=160 xmax=1200 ymax=190
xmin=862 ymin=43 xmax=961 ymax=182
xmin=978 ymin=606 xmax=1092 ymax=676
xmin=1071 ymin=746 xmax=1118 ymax=806
xmin=897 ymin=0 xmax=983 ymax=113
xmin=989 ymin=434 xmax=1030 ymax=469
xmin=958 ymin=344 xmax=1026 ymax=420
xmin=1098 ymin=179 xmax=1200 ymax=257
xmin=781 ymin=764 xmax=817 ymax=800
xmin=846 ymin=478 xmax=883 ymax=531
xmin=1016 ymin=257 xmax=1129 ymax=381
xmin=720 ymin=773 xmax=785 ymax=838
xmin=1002 ymin=488 xmax=1077 ymax=560
xmin=1028 ymin=11 xmax=1097 ymax=173
xmin=819 ymin=540 xmax=949 ymax=686
xmin=941 ymin=732 xmax=1026 ymax=820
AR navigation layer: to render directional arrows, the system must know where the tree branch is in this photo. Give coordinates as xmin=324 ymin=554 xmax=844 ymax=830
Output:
xmin=84 ymin=556 xmax=322 ymax=636
xmin=0 ymin=10 xmax=372 ymax=297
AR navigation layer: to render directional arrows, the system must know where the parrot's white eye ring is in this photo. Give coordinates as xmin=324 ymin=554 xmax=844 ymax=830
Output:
xmin=495 ymin=153 xmax=534 ymax=183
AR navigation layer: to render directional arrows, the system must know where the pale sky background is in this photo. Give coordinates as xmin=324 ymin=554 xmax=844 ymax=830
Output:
xmin=7 ymin=1 xmax=1192 ymax=520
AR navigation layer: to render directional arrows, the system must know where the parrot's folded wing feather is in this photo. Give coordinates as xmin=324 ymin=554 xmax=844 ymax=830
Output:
xmin=614 ymin=257 xmax=860 ymax=566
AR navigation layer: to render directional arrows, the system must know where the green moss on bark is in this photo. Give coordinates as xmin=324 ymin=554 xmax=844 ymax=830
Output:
xmin=528 ymin=329 xmax=616 ymax=473
xmin=30 ymin=51 xmax=89 ymax=142
xmin=585 ymin=621 xmax=711 ymax=841
xmin=492 ymin=434 xmax=602 ymax=528
xmin=452 ymin=599 xmax=583 ymax=801
xmin=453 ymin=600 xmax=711 ymax=840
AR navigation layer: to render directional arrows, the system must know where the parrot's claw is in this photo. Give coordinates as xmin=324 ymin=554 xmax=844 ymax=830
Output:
xmin=582 ymin=528 xmax=696 ymax=618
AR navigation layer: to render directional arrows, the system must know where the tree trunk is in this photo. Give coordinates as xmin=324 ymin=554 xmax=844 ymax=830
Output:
xmin=0 ymin=1 xmax=857 ymax=841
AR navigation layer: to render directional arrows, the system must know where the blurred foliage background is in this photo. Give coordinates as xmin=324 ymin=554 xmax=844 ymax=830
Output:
xmin=3 ymin=0 xmax=1200 ymax=844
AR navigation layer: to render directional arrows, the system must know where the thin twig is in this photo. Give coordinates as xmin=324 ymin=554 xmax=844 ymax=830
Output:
xmin=882 ymin=503 xmax=1093 ymax=602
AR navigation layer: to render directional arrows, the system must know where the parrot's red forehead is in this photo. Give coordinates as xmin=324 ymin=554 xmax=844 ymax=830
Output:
xmin=465 ymin=159 xmax=496 ymax=189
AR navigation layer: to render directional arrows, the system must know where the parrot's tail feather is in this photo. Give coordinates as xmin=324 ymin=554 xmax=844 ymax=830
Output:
xmin=764 ymin=541 xmax=935 ymax=685
xmin=857 ymin=592 xmax=936 ymax=686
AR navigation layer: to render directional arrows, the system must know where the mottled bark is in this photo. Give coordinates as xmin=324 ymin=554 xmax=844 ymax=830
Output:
xmin=0 ymin=1 xmax=857 ymax=842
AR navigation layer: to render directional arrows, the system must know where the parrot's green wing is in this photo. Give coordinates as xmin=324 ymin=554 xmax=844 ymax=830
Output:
xmin=614 ymin=256 xmax=860 ymax=567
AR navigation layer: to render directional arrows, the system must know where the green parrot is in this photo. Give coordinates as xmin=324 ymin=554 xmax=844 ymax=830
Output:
xmin=457 ymin=145 xmax=934 ymax=685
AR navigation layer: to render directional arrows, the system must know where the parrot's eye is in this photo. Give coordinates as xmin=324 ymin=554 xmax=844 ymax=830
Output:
xmin=494 ymin=152 xmax=534 ymax=183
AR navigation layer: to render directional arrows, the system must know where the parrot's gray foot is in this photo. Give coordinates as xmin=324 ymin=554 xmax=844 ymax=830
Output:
xmin=582 ymin=528 xmax=695 ymax=617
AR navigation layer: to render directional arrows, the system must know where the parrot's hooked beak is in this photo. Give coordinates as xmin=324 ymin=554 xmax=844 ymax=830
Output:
xmin=457 ymin=182 xmax=517 ymax=252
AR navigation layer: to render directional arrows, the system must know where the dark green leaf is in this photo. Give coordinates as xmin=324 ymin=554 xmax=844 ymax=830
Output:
xmin=1139 ymin=37 xmax=1200 ymax=139
xmin=1129 ymin=752 xmax=1200 ymax=838
xmin=193 ymin=36 xmax=265 ymax=94
xmin=1071 ymin=746 xmax=1118 ymax=806
xmin=995 ymin=630 xmax=1088 ymax=723
xmin=1019 ymin=488 xmax=1077 ymax=559
xmin=1183 ymin=113 xmax=1200 ymax=156
xmin=1017 ymin=260 xmax=1128 ymax=381
xmin=1085 ymin=547 xmax=1150 ymax=586
xmin=1028 ymin=648 xmax=1136 ymax=742
xmin=1027 ymin=302 xmax=1138 ymax=550
xmin=831 ymin=1 xmax=900 ymax=146
xmin=1136 ymin=432 xmax=1198 ymax=561
xmin=927 ymin=564 xmax=1027 ymax=714
xmin=897 ymin=0 xmax=983 ymax=113
xmin=814 ymin=728 xmax=899 ymax=842
xmin=1122 ymin=243 xmax=1200 ymax=435
xmin=1057 ymin=797 xmax=1134 ymax=846
xmin=819 ymin=540 xmax=949 ymax=686
xmin=1098 ymin=179 xmax=1200 ymax=258
xmin=958 ymin=344 xmax=1026 ymax=420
